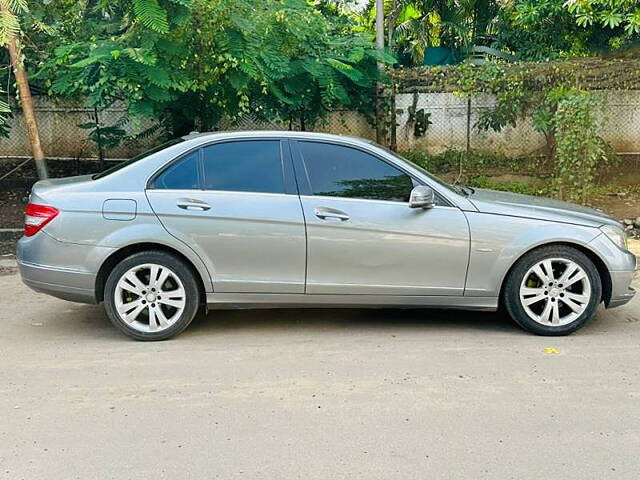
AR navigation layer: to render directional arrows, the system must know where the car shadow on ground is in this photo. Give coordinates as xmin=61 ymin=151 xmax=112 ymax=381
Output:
xmin=57 ymin=302 xmax=522 ymax=341
xmin=183 ymin=306 xmax=523 ymax=337
xmin=36 ymin=296 xmax=632 ymax=342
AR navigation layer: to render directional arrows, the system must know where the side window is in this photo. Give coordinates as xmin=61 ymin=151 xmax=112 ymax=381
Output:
xmin=299 ymin=142 xmax=414 ymax=202
xmin=151 ymin=150 xmax=200 ymax=190
xmin=202 ymin=140 xmax=284 ymax=194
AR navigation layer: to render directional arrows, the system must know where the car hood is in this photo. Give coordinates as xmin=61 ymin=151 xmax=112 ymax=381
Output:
xmin=467 ymin=188 xmax=621 ymax=228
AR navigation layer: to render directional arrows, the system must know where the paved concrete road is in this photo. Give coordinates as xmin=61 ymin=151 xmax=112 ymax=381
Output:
xmin=1 ymin=262 xmax=639 ymax=480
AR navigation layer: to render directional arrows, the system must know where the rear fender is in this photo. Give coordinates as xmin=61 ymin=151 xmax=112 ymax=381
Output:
xmin=95 ymin=223 xmax=214 ymax=292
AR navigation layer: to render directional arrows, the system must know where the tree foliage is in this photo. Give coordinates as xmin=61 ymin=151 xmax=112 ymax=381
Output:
xmin=494 ymin=0 xmax=639 ymax=60
xmin=357 ymin=0 xmax=501 ymax=65
xmin=0 ymin=0 xmax=28 ymax=46
xmin=0 ymin=87 xmax=9 ymax=137
xmin=565 ymin=0 xmax=640 ymax=34
xmin=357 ymin=0 xmax=640 ymax=65
xmin=35 ymin=0 xmax=391 ymax=137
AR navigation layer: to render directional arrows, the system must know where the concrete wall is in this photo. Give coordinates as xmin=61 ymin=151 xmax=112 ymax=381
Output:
xmin=0 ymin=91 xmax=638 ymax=160
xmin=395 ymin=90 xmax=640 ymax=155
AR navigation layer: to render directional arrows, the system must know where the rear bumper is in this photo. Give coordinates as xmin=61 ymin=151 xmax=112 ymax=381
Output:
xmin=16 ymin=232 xmax=115 ymax=304
xmin=18 ymin=260 xmax=97 ymax=304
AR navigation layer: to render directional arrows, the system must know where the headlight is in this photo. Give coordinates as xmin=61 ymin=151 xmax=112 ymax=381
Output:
xmin=600 ymin=225 xmax=628 ymax=250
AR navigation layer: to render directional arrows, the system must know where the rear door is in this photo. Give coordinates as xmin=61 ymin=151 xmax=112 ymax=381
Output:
xmin=146 ymin=139 xmax=306 ymax=293
xmin=291 ymin=140 xmax=470 ymax=296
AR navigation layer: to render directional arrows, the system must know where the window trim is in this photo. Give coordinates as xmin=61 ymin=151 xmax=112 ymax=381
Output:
xmin=146 ymin=138 xmax=295 ymax=195
xmin=291 ymin=139 xmax=450 ymax=206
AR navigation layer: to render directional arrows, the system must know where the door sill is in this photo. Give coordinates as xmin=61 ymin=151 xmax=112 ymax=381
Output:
xmin=206 ymin=293 xmax=497 ymax=311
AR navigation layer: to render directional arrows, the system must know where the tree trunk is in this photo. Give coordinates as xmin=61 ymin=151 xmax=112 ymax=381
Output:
xmin=7 ymin=38 xmax=48 ymax=179
xmin=375 ymin=0 xmax=385 ymax=145
xmin=387 ymin=0 xmax=397 ymax=151
xmin=543 ymin=130 xmax=556 ymax=164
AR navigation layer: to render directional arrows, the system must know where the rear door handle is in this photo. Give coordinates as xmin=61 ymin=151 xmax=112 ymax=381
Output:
xmin=314 ymin=207 xmax=350 ymax=221
xmin=177 ymin=198 xmax=211 ymax=211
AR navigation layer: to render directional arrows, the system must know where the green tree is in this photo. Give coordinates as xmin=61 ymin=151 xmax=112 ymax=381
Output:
xmin=494 ymin=0 xmax=640 ymax=60
xmin=357 ymin=0 xmax=500 ymax=66
xmin=38 ymin=0 xmax=391 ymax=137
xmin=565 ymin=0 xmax=640 ymax=33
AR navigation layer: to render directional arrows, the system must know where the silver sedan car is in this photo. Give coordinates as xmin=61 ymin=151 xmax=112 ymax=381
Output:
xmin=17 ymin=131 xmax=636 ymax=340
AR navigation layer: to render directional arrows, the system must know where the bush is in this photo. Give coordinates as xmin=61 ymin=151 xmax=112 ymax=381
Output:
xmin=551 ymin=88 xmax=612 ymax=203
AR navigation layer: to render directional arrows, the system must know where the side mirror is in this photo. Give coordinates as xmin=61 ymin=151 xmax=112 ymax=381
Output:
xmin=409 ymin=185 xmax=436 ymax=209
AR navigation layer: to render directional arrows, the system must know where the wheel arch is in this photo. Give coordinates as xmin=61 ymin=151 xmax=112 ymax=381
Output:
xmin=95 ymin=242 xmax=208 ymax=304
xmin=498 ymin=241 xmax=612 ymax=307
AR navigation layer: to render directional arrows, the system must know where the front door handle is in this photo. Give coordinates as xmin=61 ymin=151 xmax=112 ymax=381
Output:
xmin=314 ymin=207 xmax=350 ymax=221
xmin=177 ymin=198 xmax=211 ymax=211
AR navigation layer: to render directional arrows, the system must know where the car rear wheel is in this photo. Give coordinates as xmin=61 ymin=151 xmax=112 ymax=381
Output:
xmin=503 ymin=245 xmax=602 ymax=336
xmin=104 ymin=251 xmax=200 ymax=341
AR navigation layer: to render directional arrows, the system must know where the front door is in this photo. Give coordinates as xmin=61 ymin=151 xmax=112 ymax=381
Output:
xmin=146 ymin=139 xmax=306 ymax=293
xmin=291 ymin=140 xmax=469 ymax=296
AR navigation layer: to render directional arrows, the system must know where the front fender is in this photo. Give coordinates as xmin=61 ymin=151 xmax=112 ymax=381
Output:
xmin=464 ymin=212 xmax=601 ymax=297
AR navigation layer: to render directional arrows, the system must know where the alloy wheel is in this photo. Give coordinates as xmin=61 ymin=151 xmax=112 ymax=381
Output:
xmin=114 ymin=263 xmax=186 ymax=333
xmin=519 ymin=258 xmax=592 ymax=327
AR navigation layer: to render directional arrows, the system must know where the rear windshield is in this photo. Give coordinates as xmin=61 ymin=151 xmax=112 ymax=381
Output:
xmin=92 ymin=138 xmax=185 ymax=180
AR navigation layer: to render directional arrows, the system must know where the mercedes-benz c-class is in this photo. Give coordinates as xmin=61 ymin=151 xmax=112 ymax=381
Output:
xmin=17 ymin=132 xmax=636 ymax=340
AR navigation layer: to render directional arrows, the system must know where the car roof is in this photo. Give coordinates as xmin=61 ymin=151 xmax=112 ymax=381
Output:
xmin=181 ymin=130 xmax=374 ymax=148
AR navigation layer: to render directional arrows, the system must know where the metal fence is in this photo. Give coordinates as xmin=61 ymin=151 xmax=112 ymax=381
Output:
xmin=0 ymin=98 xmax=158 ymax=162
xmin=0 ymin=91 xmax=639 ymax=166
xmin=223 ymin=90 xmax=640 ymax=158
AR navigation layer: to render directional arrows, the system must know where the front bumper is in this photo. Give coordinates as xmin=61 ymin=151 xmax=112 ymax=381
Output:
xmin=606 ymin=270 xmax=636 ymax=308
xmin=587 ymin=233 xmax=637 ymax=309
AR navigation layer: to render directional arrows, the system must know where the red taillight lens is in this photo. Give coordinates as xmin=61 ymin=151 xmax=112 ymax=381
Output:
xmin=24 ymin=203 xmax=59 ymax=237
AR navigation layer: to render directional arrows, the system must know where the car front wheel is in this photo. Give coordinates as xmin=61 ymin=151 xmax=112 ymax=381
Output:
xmin=503 ymin=245 xmax=602 ymax=336
xmin=104 ymin=251 xmax=200 ymax=341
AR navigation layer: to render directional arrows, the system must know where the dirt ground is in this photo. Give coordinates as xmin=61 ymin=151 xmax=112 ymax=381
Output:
xmin=0 ymin=259 xmax=639 ymax=479
xmin=589 ymin=191 xmax=640 ymax=220
xmin=0 ymin=185 xmax=29 ymax=230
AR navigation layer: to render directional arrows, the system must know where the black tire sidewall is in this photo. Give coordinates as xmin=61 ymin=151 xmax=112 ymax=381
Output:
xmin=504 ymin=246 xmax=602 ymax=336
xmin=104 ymin=251 xmax=201 ymax=341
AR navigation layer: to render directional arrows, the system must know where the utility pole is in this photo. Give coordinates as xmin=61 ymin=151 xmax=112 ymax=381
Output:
xmin=375 ymin=0 xmax=385 ymax=145
xmin=375 ymin=0 xmax=384 ymax=53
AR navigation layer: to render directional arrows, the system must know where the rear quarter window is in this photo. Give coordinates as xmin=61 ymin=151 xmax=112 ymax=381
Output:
xmin=149 ymin=151 xmax=200 ymax=190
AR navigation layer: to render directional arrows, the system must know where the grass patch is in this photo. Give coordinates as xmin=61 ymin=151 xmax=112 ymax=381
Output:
xmin=400 ymin=149 xmax=541 ymax=175
xmin=465 ymin=175 xmax=547 ymax=196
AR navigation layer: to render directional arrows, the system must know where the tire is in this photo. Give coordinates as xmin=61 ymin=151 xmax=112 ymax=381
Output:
xmin=104 ymin=250 xmax=201 ymax=341
xmin=503 ymin=245 xmax=602 ymax=336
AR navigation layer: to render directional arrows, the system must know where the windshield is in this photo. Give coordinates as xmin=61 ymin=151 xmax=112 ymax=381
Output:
xmin=92 ymin=138 xmax=185 ymax=180
xmin=373 ymin=144 xmax=467 ymax=196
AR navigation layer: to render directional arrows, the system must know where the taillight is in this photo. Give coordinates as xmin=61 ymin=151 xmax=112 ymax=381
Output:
xmin=24 ymin=203 xmax=59 ymax=237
